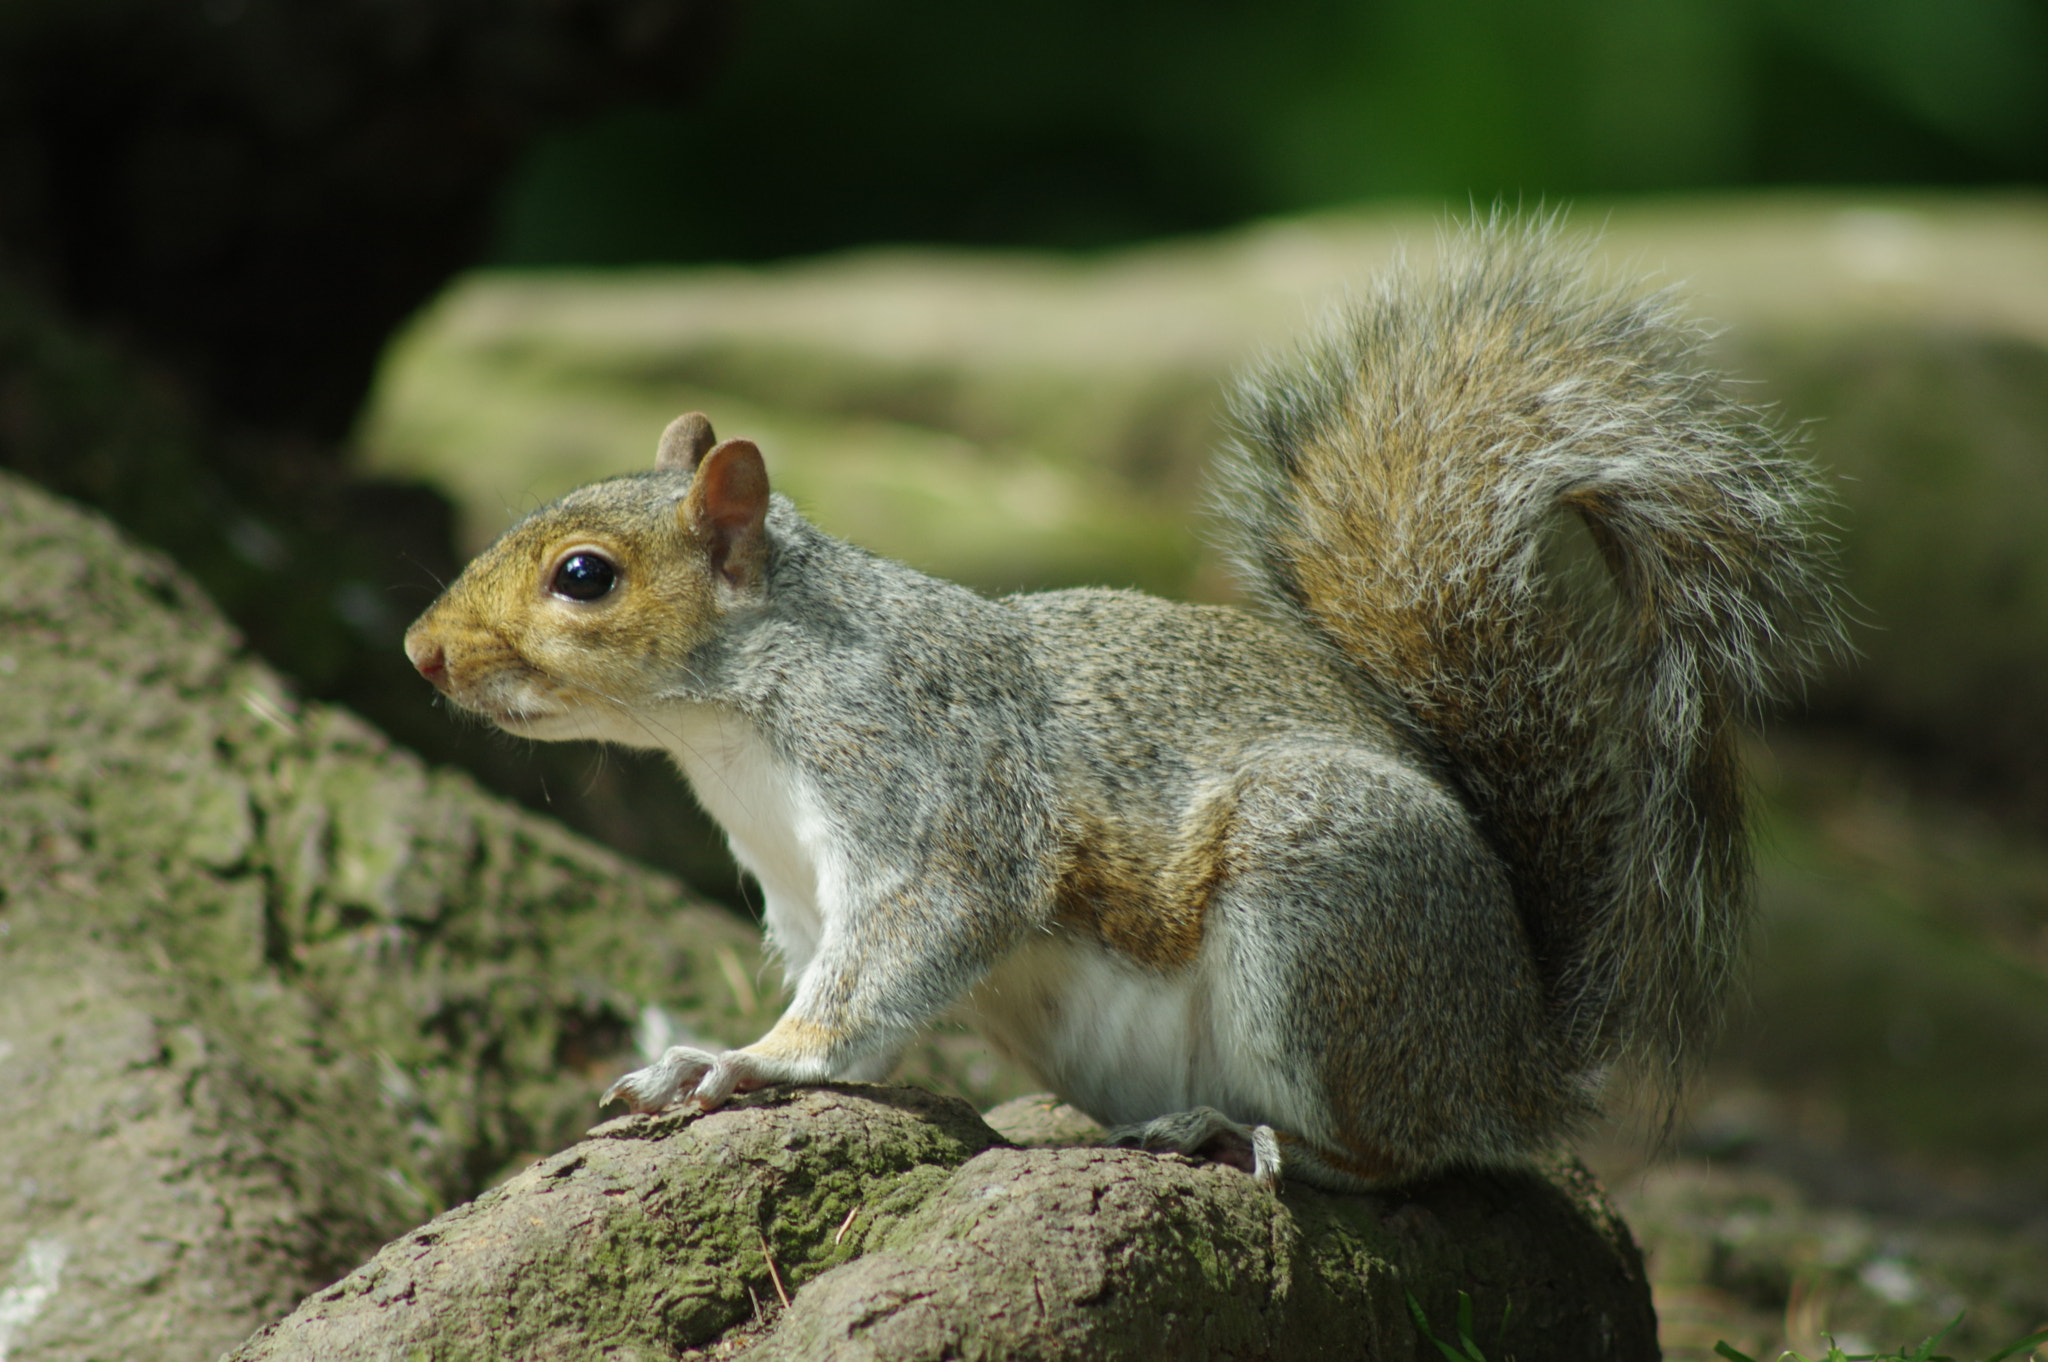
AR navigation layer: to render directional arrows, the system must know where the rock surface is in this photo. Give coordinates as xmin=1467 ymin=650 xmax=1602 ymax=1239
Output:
xmin=224 ymin=1087 xmax=1658 ymax=1362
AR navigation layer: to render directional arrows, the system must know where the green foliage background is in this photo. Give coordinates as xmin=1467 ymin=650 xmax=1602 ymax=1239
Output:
xmin=495 ymin=0 xmax=2048 ymax=266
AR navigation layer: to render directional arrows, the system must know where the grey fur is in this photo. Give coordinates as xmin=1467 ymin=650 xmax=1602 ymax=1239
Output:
xmin=406 ymin=217 xmax=1845 ymax=1188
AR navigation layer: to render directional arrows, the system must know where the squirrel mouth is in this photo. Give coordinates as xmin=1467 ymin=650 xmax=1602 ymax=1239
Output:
xmin=459 ymin=698 xmax=555 ymax=730
xmin=490 ymin=707 xmax=553 ymax=728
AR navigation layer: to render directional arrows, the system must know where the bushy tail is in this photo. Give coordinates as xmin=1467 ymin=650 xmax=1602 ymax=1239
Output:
xmin=1218 ymin=215 xmax=1845 ymax=1083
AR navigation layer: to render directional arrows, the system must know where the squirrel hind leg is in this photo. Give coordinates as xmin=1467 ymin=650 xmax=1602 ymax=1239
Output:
xmin=1108 ymin=1109 xmax=1409 ymax=1193
xmin=1106 ymin=1108 xmax=1285 ymax=1188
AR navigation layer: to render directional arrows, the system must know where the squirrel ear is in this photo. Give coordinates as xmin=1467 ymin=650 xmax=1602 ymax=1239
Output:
xmin=655 ymin=412 xmax=718 ymax=472
xmin=682 ymin=438 xmax=770 ymax=586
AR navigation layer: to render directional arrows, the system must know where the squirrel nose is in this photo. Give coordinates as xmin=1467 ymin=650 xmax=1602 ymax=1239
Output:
xmin=407 ymin=635 xmax=450 ymax=690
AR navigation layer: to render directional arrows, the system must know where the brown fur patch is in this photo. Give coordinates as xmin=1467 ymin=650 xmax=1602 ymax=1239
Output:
xmin=1052 ymin=791 xmax=1236 ymax=970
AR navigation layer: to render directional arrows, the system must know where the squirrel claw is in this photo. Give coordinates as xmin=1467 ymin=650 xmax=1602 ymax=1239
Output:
xmin=602 ymin=1044 xmax=719 ymax=1113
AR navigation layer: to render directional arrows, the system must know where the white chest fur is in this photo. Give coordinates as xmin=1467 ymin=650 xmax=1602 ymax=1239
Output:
xmin=661 ymin=705 xmax=830 ymax=977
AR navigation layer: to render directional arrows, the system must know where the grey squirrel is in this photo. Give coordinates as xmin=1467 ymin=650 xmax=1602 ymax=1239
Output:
xmin=403 ymin=219 xmax=1845 ymax=1189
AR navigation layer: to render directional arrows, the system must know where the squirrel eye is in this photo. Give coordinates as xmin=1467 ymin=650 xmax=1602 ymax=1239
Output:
xmin=549 ymin=551 xmax=618 ymax=602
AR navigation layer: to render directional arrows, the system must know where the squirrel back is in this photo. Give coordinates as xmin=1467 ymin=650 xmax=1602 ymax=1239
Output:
xmin=1217 ymin=216 xmax=1844 ymax=1086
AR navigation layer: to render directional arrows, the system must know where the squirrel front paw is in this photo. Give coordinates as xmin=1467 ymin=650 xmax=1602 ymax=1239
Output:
xmin=601 ymin=1045 xmax=780 ymax=1114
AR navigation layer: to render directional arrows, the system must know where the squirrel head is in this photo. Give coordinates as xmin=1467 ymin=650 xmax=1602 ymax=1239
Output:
xmin=402 ymin=413 xmax=770 ymax=746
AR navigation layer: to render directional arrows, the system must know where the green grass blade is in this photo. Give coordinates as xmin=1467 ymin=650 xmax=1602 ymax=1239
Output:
xmin=1984 ymin=1324 xmax=2048 ymax=1362
xmin=1407 ymin=1292 xmax=1479 ymax=1362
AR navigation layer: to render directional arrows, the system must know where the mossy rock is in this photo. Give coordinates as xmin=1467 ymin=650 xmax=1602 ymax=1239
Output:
xmin=0 ymin=471 xmax=770 ymax=1359
xmin=225 ymin=1087 xmax=1658 ymax=1361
